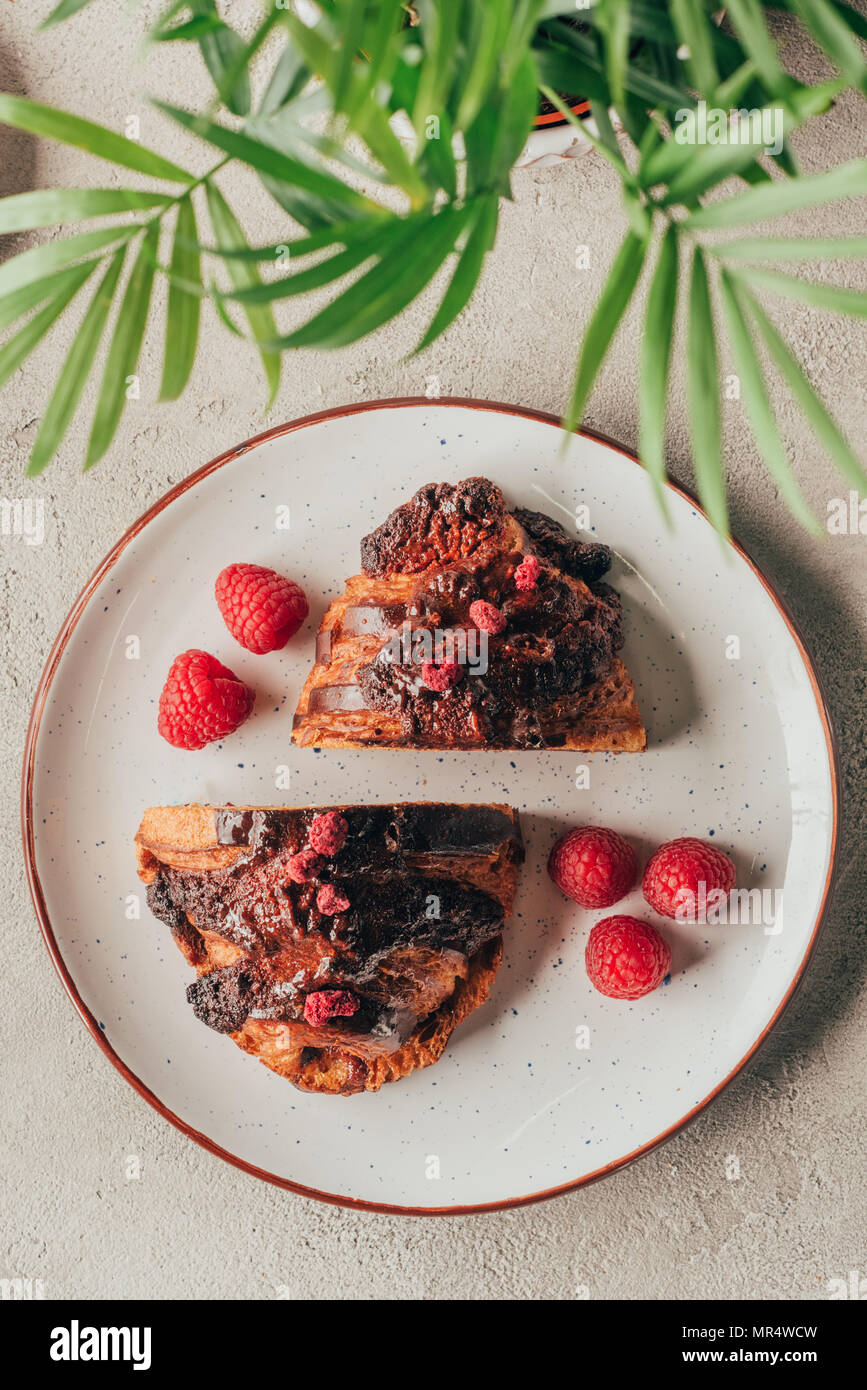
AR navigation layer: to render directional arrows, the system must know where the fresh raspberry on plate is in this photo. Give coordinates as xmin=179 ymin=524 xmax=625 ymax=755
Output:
xmin=309 ymin=811 xmax=348 ymax=856
xmin=643 ymin=836 xmax=736 ymax=921
xmin=215 ymin=562 xmax=308 ymax=654
xmin=585 ymin=915 xmax=671 ymax=1000
xmin=316 ymin=883 xmax=350 ymax=916
xmin=468 ymin=600 xmax=506 ymax=635
xmin=421 ymin=660 xmax=463 ymax=692
xmin=157 ymin=649 xmax=253 ymax=750
xmin=514 ymin=554 xmax=540 ymax=591
xmin=303 ymin=989 xmax=359 ymax=1027
xmin=548 ymin=825 xmax=638 ymax=909
xmin=286 ymin=847 xmax=324 ymax=884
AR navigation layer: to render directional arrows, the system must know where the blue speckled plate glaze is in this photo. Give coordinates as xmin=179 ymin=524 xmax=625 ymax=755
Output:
xmin=24 ymin=400 xmax=836 ymax=1213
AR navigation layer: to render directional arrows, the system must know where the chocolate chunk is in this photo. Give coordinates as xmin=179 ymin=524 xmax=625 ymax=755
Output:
xmin=361 ymin=478 xmax=507 ymax=577
xmin=514 ymin=507 xmax=612 ymax=583
xmin=187 ymin=961 xmax=261 ymax=1033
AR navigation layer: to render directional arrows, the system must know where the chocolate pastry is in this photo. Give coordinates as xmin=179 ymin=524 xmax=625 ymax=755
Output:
xmin=135 ymin=802 xmax=524 ymax=1096
xmin=292 ymin=477 xmax=645 ymax=750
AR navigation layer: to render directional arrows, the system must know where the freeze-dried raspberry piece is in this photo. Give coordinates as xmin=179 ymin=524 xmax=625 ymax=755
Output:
xmin=303 ymin=989 xmax=359 ymax=1027
xmin=286 ymin=848 xmax=324 ymax=883
xmin=316 ymin=883 xmax=350 ymax=916
xmin=421 ymin=660 xmax=463 ymax=692
xmin=514 ymin=554 xmax=541 ymax=591
xmin=468 ymin=600 xmax=506 ymax=635
xmin=309 ymin=811 xmax=349 ymax=856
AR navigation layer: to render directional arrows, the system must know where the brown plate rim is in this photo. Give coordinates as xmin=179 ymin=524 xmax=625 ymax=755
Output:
xmin=21 ymin=395 xmax=840 ymax=1217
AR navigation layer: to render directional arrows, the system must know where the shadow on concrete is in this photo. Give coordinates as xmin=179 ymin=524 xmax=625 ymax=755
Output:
xmin=0 ymin=43 xmax=40 ymax=263
xmin=708 ymin=506 xmax=867 ymax=1100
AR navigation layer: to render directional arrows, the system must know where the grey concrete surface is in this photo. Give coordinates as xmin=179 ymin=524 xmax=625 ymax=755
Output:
xmin=1 ymin=3 xmax=865 ymax=1301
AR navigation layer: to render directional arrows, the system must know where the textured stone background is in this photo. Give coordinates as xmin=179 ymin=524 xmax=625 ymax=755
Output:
xmin=1 ymin=3 xmax=865 ymax=1300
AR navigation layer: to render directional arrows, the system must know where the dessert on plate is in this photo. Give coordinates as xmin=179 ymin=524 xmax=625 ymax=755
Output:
xmin=135 ymin=802 xmax=524 ymax=1095
xmin=292 ymin=476 xmax=645 ymax=750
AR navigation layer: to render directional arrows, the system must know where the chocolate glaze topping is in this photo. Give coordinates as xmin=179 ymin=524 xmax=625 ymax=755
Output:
xmin=145 ymin=804 xmax=523 ymax=1046
xmin=317 ymin=480 xmax=625 ymax=749
xmin=355 ymin=561 xmax=622 ymax=747
xmin=211 ymin=802 xmax=520 ymax=855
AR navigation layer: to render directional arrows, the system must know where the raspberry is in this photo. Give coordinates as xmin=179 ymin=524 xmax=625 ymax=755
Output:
xmin=514 ymin=554 xmax=540 ymax=591
xmin=316 ymin=883 xmax=350 ymax=916
xmin=215 ymin=562 xmax=308 ymax=655
xmin=643 ymin=837 xmax=736 ymax=921
xmin=585 ymin=916 xmax=671 ymax=1000
xmin=303 ymin=989 xmax=359 ymax=1027
xmin=468 ymin=600 xmax=506 ymax=635
xmin=548 ymin=825 xmax=637 ymax=909
xmin=421 ymin=660 xmax=463 ymax=692
xmin=157 ymin=649 xmax=253 ymax=750
xmin=286 ymin=848 xmax=323 ymax=883
xmin=309 ymin=811 xmax=348 ymax=856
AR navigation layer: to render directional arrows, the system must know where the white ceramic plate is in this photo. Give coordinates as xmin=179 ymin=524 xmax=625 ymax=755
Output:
xmin=24 ymin=399 xmax=837 ymax=1214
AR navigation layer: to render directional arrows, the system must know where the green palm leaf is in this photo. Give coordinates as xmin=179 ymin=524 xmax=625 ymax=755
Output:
xmin=200 ymin=218 xmax=390 ymax=263
xmin=564 ymin=229 xmax=649 ymax=434
xmin=643 ymin=82 xmax=839 ymax=194
xmin=0 ymin=259 xmax=102 ymax=334
xmin=660 ymin=116 xmax=797 ymax=206
xmin=686 ymin=157 xmax=867 ymax=228
xmin=825 ymin=0 xmax=867 ymax=43
xmin=538 ymin=18 xmax=692 ymax=109
xmin=280 ymin=14 xmax=429 ymax=205
xmin=788 ymin=0 xmax=865 ymax=81
xmin=334 ymin=0 xmax=370 ymax=117
xmin=0 ymin=260 xmax=97 ymax=389
xmin=160 ymin=198 xmax=202 ymax=401
xmin=0 ymin=226 xmax=136 ymax=299
xmin=41 ymin=0 xmax=96 ymax=24
xmin=670 ymin=0 xmax=720 ymax=91
xmin=723 ymin=0 xmax=786 ymax=90
xmin=273 ymin=206 xmax=472 ymax=351
xmin=745 ymin=288 xmax=866 ymax=487
xmin=0 ymin=188 xmax=169 ymax=236
xmin=716 ymin=235 xmax=867 ymax=261
xmin=455 ymin=0 xmax=511 ymax=131
xmin=28 ymin=247 xmax=126 ymax=476
xmin=205 ymin=183 xmax=280 ymax=406
xmin=412 ymin=0 xmax=461 ymax=138
xmin=686 ymin=249 xmax=729 ymax=537
xmin=221 ymin=218 xmax=407 ymax=305
xmin=0 ymin=95 xmax=193 ymax=183
xmin=719 ymin=270 xmax=820 ymax=533
xmin=736 ymin=265 xmax=867 ymax=315
xmin=154 ymin=15 xmax=225 ymax=42
xmin=87 ymin=225 xmax=160 ymax=468
xmin=414 ymin=196 xmax=500 ymax=353
xmin=638 ymin=223 xmax=679 ymax=515
xmin=597 ymin=0 xmax=632 ymax=116
xmin=155 ymin=103 xmax=377 ymax=216
xmin=190 ymin=0 xmax=251 ymax=116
